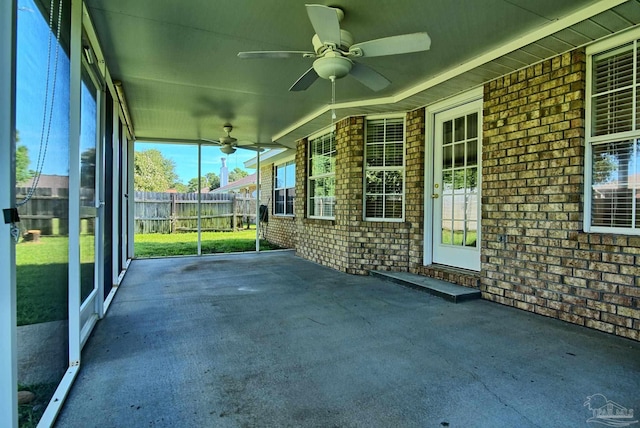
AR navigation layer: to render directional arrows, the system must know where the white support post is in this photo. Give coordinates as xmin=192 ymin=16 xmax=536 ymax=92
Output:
xmin=0 ymin=2 xmax=18 ymax=427
xmin=256 ymin=150 xmax=260 ymax=252
xmin=127 ymin=138 xmax=134 ymax=259
xmin=111 ymin=100 xmax=120 ymax=287
xmin=197 ymin=143 xmax=202 ymax=255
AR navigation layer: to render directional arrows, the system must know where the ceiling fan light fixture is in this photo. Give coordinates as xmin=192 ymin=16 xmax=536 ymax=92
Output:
xmin=220 ymin=144 xmax=236 ymax=155
xmin=313 ymin=53 xmax=352 ymax=80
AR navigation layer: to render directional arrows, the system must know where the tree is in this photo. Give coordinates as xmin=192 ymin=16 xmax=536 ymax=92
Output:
xmin=592 ymin=152 xmax=617 ymax=185
xmin=134 ymin=149 xmax=179 ymax=192
xmin=173 ymin=182 xmax=188 ymax=193
xmin=16 ymin=131 xmax=35 ymax=184
xmin=16 ymin=145 xmax=34 ymax=184
xmin=205 ymin=172 xmax=220 ymax=190
xmin=186 ymin=177 xmax=199 ymax=193
xmin=186 ymin=172 xmax=220 ymax=192
xmin=229 ymin=167 xmax=248 ymax=183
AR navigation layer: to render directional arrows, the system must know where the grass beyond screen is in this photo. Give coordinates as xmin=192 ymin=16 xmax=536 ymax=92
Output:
xmin=134 ymin=228 xmax=282 ymax=258
xmin=16 ymin=229 xmax=282 ymax=325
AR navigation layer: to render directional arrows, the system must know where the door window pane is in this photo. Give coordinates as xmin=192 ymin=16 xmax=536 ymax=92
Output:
xmin=80 ymin=68 xmax=97 ymax=303
xmin=440 ymin=112 xmax=480 ymax=247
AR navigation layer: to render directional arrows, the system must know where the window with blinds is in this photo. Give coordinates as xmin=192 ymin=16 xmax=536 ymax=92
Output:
xmin=587 ymin=34 xmax=640 ymax=234
xmin=274 ymin=160 xmax=295 ymax=216
xmin=308 ymin=132 xmax=336 ymax=218
xmin=591 ymin=43 xmax=637 ymax=136
xmin=364 ymin=118 xmax=405 ymax=220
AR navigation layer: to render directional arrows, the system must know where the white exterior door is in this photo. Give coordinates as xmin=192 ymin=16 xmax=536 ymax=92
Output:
xmin=431 ymin=100 xmax=482 ymax=271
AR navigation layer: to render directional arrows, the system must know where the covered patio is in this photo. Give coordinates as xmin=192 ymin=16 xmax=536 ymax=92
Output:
xmin=3 ymin=1 xmax=640 ymax=426
xmin=55 ymin=251 xmax=640 ymax=427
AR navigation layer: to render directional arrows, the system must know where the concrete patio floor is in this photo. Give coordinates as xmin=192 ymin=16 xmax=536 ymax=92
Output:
xmin=55 ymin=250 xmax=640 ymax=427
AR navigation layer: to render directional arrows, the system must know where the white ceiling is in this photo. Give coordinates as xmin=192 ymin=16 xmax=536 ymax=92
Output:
xmin=83 ymin=0 xmax=640 ymax=149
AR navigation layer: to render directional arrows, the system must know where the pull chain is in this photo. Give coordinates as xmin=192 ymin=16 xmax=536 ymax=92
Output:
xmin=17 ymin=0 xmax=63 ymax=207
xmin=330 ymin=76 xmax=336 ymax=122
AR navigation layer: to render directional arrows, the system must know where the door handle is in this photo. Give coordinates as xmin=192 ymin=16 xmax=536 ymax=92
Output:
xmin=432 ymin=194 xmax=439 ymax=199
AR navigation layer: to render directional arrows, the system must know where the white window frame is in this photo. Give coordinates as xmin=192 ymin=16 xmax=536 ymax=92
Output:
xmin=585 ymin=28 xmax=640 ymax=235
xmin=363 ymin=114 xmax=406 ymax=221
xmin=307 ymin=129 xmax=336 ymax=219
xmin=274 ymin=159 xmax=295 ymax=216
xmin=0 ymin=1 xmax=18 ymax=425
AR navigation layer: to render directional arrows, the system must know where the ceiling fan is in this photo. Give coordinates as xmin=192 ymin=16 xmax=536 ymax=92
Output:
xmin=238 ymin=4 xmax=431 ymax=92
xmin=202 ymin=123 xmax=283 ymax=154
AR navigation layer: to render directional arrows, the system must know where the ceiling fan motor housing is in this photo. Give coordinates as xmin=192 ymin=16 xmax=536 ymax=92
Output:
xmin=311 ymin=30 xmax=354 ymax=54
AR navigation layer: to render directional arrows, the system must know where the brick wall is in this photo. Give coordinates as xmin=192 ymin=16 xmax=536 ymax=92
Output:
xmin=288 ymin=110 xmax=474 ymax=280
xmin=291 ymin=115 xmax=423 ymax=274
xmin=405 ymin=108 xmax=426 ymax=271
xmin=482 ymin=49 xmax=640 ymax=341
xmin=338 ymin=116 xmax=411 ymax=275
xmin=294 ymin=131 xmax=349 ymax=271
xmin=260 ymin=49 xmax=640 ymax=341
xmin=260 ymin=164 xmax=296 ymax=249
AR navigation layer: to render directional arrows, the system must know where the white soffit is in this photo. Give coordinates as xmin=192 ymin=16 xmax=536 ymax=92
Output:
xmin=273 ymin=0 xmax=636 ymax=146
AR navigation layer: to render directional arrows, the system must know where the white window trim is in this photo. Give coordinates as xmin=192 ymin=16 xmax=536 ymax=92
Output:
xmin=584 ymin=28 xmax=640 ymax=235
xmin=307 ymin=131 xmax=336 ymax=220
xmin=363 ymin=115 xmax=406 ymax=222
xmin=274 ymin=158 xmax=295 ymax=217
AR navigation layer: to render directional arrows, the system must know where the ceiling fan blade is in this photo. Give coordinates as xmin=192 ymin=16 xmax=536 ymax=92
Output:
xmin=289 ymin=67 xmax=319 ymax=91
xmin=201 ymin=138 xmax=222 ymax=145
xmin=236 ymin=146 xmax=265 ymax=152
xmin=238 ymin=141 xmax=284 ymax=149
xmin=349 ymin=32 xmax=431 ymax=58
xmin=350 ymin=62 xmax=390 ymax=91
xmin=306 ymin=4 xmax=341 ymax=46
xmin=238 ymin=51 xmax=315 ymax=59
xmin=255 ymin=142 xmax=286 ymax=148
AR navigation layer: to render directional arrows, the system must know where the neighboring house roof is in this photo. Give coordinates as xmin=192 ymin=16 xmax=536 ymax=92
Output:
xmin=593 ymin=173 xmax=640 ymax=192
xmin=19 ymin=174 xmax=69 ymax=195
xmin=209 ymin=173 xmax=256 ymax=194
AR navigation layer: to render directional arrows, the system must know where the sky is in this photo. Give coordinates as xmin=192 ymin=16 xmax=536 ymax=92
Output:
xmin=135 ymin=142 xmax=256 ymax=184
xmin=16 ymin=0 xmax=70 ymax=177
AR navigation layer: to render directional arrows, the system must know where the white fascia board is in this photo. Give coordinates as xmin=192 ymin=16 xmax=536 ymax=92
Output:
xmin=244 ymin=148 xmax=291 ymax=169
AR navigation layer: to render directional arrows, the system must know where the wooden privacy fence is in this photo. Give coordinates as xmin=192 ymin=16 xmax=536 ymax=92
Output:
xmin=15 ymin=186 xmax=70 ymax=235
xmin=135 ymin=191 xmax=256 ymax=234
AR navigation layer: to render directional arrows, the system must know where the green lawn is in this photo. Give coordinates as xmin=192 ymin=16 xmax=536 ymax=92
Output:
xmin=16 ymin=235 xmax=93 ymax=326
xmin=441 ymin=230 xmax=477 ymax=246
xmin=16 ymin=230 xmax=282 ymax=325
xmin=134 ymin=228 xmax=282 ymax=258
